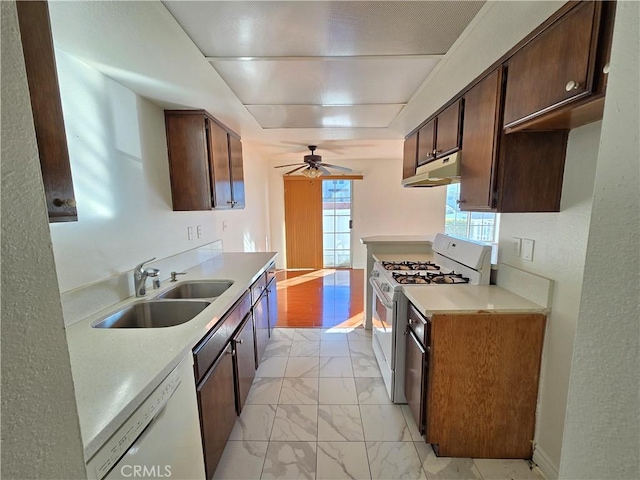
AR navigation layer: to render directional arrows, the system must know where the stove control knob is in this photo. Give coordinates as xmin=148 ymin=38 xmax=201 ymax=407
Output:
xmin=372 ymin=270 xmax=379 ymax=278
xmin=381 ymin=284 xmax=390 ymax=293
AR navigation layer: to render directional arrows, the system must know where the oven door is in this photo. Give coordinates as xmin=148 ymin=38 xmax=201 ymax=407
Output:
xmin=369 ymin=278 xmax=395 ymax=371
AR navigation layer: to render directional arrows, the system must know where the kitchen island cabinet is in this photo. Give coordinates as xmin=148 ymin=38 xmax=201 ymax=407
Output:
xmin=403 ymin=293 xmax=547 ymax=459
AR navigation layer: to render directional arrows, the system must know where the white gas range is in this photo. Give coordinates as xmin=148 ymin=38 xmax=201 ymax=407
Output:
xmin=369 ymin=233 xmax=492 ymax=402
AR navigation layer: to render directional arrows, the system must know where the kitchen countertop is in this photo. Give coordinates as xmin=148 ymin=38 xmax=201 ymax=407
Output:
xmin=65 ymin=252 xmax=277 ymax=461
xmin=372 ymin=253 xmax=435 ymax=263
xmin=404 ymin=284 xmax=548 ymax=316
xmin=360 ymin=235 xmax=435 ymax=245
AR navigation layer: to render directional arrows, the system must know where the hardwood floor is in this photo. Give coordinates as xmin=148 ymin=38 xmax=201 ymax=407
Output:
xmin=275 ymin=269 xmax=364 ymax=328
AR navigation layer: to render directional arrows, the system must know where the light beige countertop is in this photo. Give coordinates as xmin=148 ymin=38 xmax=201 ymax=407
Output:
xmin=65 ymin=252 xmax=277 ymax=460
xmin=372 ymin=253 xmax=435 ymax=263
xmin=403 ymin=284 xmax=548 ymax=316
xmin=360 ymin=235 xmax=435 ymax=245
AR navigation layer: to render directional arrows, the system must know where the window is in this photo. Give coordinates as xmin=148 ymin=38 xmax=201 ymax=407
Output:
xmin=445 ymin=183 xmax=499 ymax=242
xmin=322 ymin=180 xmax=353 ymax=268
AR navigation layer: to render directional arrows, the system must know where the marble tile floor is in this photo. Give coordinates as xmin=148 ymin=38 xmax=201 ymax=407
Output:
xmin=215 ymin=327 xmax=544 ymax=480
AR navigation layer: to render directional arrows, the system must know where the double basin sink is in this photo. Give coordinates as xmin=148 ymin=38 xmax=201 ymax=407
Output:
xmin=93 ymin=280 xmax=233 ymax=329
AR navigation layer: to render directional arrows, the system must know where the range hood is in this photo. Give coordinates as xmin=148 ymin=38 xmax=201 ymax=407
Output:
xmin=401 ymin=152 xmax=460 ymax=187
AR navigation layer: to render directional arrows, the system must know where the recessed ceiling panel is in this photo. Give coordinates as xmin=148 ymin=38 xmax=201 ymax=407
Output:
xmin=212 ymin=58 xmax=439 ymax=105
xmin=246 ymin=105 xmax=404 ymax=129
xmin=163 ymin=1 xmax=485 ymax=57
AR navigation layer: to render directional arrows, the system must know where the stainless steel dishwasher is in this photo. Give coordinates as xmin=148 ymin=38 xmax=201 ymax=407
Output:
xmin=86 ymin=356 xmax=205 ymax=479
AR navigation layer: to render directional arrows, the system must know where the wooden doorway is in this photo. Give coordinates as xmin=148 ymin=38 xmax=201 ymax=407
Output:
xmin=284 ymin=177 xmax=323 ymax=269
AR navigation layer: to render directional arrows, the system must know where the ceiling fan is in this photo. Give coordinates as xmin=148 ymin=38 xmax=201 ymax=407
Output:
xmin=274 ymin=145 xmax=353 ymax=178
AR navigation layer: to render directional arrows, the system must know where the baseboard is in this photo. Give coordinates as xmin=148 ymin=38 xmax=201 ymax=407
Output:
xmin=532 ymin=445 xmax=559 ymax=480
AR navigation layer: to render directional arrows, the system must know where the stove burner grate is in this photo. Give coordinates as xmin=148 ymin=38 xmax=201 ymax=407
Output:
xmin=392 ymin=271 xmax=470 ymax=285
xmin=382 ymin=261 xmax=440 ymax=271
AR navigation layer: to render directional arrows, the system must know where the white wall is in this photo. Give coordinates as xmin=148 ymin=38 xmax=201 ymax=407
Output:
xmin=559 ymin=2 xmax=640 ymax=478
xmin=266 ymin=155 xmax=446 ymax=269
xmin=50 ymin=51 xmax=271 ymax=292
xmin=0 ymin=2 xmax=86 ymax=477
xmin=498 ymin=121 xmax=602 ymax=474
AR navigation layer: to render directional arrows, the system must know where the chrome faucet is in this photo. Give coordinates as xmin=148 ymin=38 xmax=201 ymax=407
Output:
xmin=133 ymin=258 xmax=158 ymax=297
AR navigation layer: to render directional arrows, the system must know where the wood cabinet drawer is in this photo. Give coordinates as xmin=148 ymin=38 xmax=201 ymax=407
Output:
xmin=408 ymin=303 xmax=430 ymax=347
xmin=193 ymin=291 xmax=251 ymax=383
xmin=251 ymin=273 xmax=267 ymax=305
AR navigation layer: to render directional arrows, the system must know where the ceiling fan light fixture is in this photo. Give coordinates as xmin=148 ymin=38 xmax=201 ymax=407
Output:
xmin=302 ymin=166 xmax=322 ymax=178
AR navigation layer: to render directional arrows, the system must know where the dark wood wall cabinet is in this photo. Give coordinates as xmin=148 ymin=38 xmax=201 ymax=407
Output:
xmin=17 ymin=0 xmax=77 ymax=223
xmin=403 ymin=0 xmax=616 ymax=213
xmin=405 ymin=303 xmax=547 ymax=459
xmin=193 ymin=264 xmax=277 ymax=479
xmin=165 ymin=110 xmax=245 ymax=211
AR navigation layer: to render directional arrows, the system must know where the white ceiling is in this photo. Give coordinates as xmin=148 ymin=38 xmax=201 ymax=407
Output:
xmin=164 ymin=1 xmax=484 ymax=130
xmin=48 ymin=1 xmax=486 ymax=163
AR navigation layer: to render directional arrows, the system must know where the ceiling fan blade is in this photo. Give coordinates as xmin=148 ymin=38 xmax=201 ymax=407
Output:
xmin=285 ymin=165 xmax=307 ymax=175
xmin=319 ymin=163 xmax=353 ymax=173
xmin=318 ymin=165 xmax=331 ymax=176
xmin=275 ymin=163 xmax=306 ymax=168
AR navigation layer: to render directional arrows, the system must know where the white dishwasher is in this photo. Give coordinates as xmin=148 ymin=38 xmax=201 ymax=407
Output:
xmin=87 ymin=355 xmax=205 ymax=480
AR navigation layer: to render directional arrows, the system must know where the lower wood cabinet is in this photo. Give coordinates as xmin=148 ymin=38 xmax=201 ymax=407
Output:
xmin=266 ymin=277 xmax=278 ymax=337
xmin=233 ymin=314 xmax=256 ymax=414
xmin=407 ymin=304 xmax=546 ymax=458
xmin=253 ymin=292 xmax=269 ymax=368
xmin=196 ymin=344 xmax=236 ymax=479
xmin=404 ymin=328 xmax=428 ymax=436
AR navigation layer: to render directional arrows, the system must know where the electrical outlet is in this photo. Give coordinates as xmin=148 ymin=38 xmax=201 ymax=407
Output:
xmin=511 ymin=237 xmax=522 ymax=257
xmin=196 ymin=225 xmax=202 ymax=238
xmin=187 ymin=226 xmax=194 ymax=240
xmin=522 ymin=238 xmax=535 ymax=261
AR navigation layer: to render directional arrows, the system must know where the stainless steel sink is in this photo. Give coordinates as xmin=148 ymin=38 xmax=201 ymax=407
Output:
xmin=92 ymin=300 xmax=211 ymax=329
xmin=156 ymin=280 xmax=234 ymax=300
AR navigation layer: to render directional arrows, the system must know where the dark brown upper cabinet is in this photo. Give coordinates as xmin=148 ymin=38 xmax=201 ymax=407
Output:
xmin=460 ymin=68 xmax=569 ymax=213
xmin=17 ymin=0 xmax=77 ymax=223
xmin=165 ymin=110 xmax=245 ymax=211
xmin=503 ymin=1 xmax=615 ymax=132
xmin=459 ymin=70 xmax=503 ymax=211
xmin=417 ymin=119 xmax=436 ymax=166
xmin=416 ymin=101 xmax=462 ymax=167
xmin=402 ymin=131 xmax=419 ymax=180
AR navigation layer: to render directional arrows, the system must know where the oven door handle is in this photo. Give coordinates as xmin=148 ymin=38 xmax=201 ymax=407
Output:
xmin=369 ymin=277 xmax=394 ymax=309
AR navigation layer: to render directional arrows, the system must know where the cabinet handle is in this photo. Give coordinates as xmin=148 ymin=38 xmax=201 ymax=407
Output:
xmin=53 ymin=198 xmax=76 ymax=208
xmin=236 ymin=339 xmax=244 ymax=344
xmin=565 ymin=80 xmax=580 ymax=92
xmin=227 ymin=200 xmax=234 ymax=205
xmin=408 ymin=318 xmax=414 ymax=325
xmin=456 ymin=199 xmax=466 ymax=204
xmin=603 ymin=63 xmax=610 ymax=74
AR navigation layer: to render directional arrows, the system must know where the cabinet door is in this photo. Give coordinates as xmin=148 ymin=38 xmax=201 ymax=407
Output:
xmin=417 ymin=119 xmax=436 ymax=166
xmin=166 ymin=113 xmax=212 ymax=211
xmin=17 ymin=0 xmax=77 ymax=222
xmin=435 ymin=100 xmax=462 ymax=158
xmin=402 ymin=132 xmax=418 ymax=180
xmin=233 ymin=314 xmax=256 ymax=414
xmin=229 ymin=135 xmax=245 ymax=208
xmin=459 ymin=69 xmax=503 ymax=211
xmin=266 ymin=277 xmax=278 ymax=337
xmin=197 ymin=344 xmax=236 ymax=479
xmin=253 ymin=293 xmax=269 ymax=368
xmin=503 ymin=1 xmax=601 ymax=128
xmin=405 ymin=329 xmax=427 ymax=435
xmin=207 ymin=119 xmax=233 ymax=209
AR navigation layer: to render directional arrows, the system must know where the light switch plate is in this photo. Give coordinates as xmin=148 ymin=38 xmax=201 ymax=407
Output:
xmin=196 ymin=225 xmax=202 ymax=238
xmin=522 ymin=238 xmax=535 ymax=261
xmin=187 ymin=226 xmax=194 ymax=240
xmin=511 ymin=238 xmax=522 ymax=257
